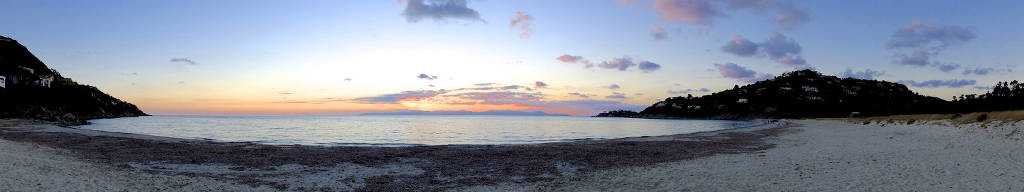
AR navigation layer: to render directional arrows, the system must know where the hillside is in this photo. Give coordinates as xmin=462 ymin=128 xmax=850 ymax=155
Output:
xmin=0 ymin=36 xmax=146 ymax=125
xmin=626 ymin=70 xmax=950 ymax=119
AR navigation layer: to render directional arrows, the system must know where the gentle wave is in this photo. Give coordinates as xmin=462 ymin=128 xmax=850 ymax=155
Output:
xmin=76 ymin=115 xmax=760 ymax=146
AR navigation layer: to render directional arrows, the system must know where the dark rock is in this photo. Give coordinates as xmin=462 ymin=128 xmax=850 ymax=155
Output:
xmin=0 ymin=35 xmax=147 ymax=125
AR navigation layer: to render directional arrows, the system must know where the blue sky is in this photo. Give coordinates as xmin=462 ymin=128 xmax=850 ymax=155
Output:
xmin=1 ymin=0 xmax=1021 ymax=115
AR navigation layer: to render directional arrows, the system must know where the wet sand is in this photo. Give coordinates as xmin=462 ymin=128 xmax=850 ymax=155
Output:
xmin=0 ymin=119 xmax=788 ymax=191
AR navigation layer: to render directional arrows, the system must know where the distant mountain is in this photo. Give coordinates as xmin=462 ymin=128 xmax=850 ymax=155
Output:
xmin=604 ymin=69 xmax=951 ymax=119
xmin=360 ymin=110 xmax=570 ymax=116
xmin=0 ymin=35 xmax=147 ymax=125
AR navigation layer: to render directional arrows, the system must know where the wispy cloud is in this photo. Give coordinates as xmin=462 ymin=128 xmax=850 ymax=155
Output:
xmin=567 ymin=92 xmax=594 ymax=98
xmin=838 ymin=68 xmax=885 ymax=80
xmin=936 ymin=63 xmax=961 ymax=72
xmin=651 ymin=0 xmax=809 ymax=29
xmin=351 ymin=90 xmax=448 ymax=104
xmin=605 ymin=92 xmax=627 ymax=99
xmin=598 ymin=57 xmax=637 ymax=71
xmin=400 ymin=0 xmax=482 ymax=23
xmin=556 ymin=54 xmax=593 ymax=68
xmin=510 ymin=11 xmax=534 ymax=38
xmin=898 ymin=79 xmax=976 ymax=88
xmin=713 ymin=62 xmax=774 ymax=83
xmin=962 ymin=67 xmax=995 ymax=75
xmin=773 ymin=1 xmax=810 ymax=30
xmin=653 ymin=0 xmax=721 ymax=26
xmin=651 ymin=26 xmax=668 ymax=40
xmin=534 ymin=81 xmax=548 ymax=88
xmin=170 ymin=58 xmax=197 ymax=65
xmin=638 ymin=61 xmax=662 ymax=72
xmin=721 ymin=35 xmax=759 ymax=57
xmin=606 ymin=84 xmax=621 ymax=90
xmin=557 ymin=54 xmax=660 ymax=72
xmin=417 ymin=73 xmax=439 ymax=80
xmin=887 ymin=21 xmax=975 ymax=68
xmin=720 ymin=32 xmax=810 ymax=69
xmin=667 ymin=88 xmax=711 ymax=95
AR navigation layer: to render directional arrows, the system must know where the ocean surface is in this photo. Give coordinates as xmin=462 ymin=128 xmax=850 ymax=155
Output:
xmin=76 ymin=115 xmax=761 ymax=146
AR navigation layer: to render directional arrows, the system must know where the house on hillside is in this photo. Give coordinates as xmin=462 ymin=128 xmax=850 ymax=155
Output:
xmin=0 ymin=64 xmax=55 ymax=88
xmin=36 ymin=76 xmax=52 ymax=87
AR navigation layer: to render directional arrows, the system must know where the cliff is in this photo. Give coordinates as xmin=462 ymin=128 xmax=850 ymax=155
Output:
xmin=0 ymin=36 xmax=147 ymax=125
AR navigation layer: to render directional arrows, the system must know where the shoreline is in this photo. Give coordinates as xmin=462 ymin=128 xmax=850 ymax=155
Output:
xmin=0 ymin=118 xmax=791 ymax=191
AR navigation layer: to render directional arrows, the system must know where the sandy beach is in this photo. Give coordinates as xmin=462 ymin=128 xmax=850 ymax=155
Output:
xmin=3 ymin=118 xmax=1023 ymax=191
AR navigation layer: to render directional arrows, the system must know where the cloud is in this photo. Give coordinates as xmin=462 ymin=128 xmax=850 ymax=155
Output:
xmin=721 ymin=35 xmax=759 ymax=57
xmin=509 ymin=11 xmax=534 ymax=38
xmin=556 ymin=54 xmax=593 ymax=68
xmin=936 ymin=63 xmax=961 ymax=72
xmin=344 ymin=78 xmax=352 ymax=81
xmin=598 ymin=57 xmax=637 ymax=71
xmin=347 ymin=85 xmax=646 ymax=115
xmin=651 ymin=26 xmax=668 ymax=40
xmin=276 ymin=91 xmax=294 ymax=95
xmin=723 ymin=0 xmax=774 ymax=10
xmin=401 ymin=0 xmax=482 ymax=23
xmin=617 ymin=0 xmax=640 ymax=6
xmin=895 ymin=50 xmax=932 ymax=66
xmin=898 ymin=79 xmax=976 ymax=88
xmin=773 ymin=1 xmax=809 ymax=30
xmin=568 ymin=92 xmax=593 ymax=98
xmin=761 ymin=32 xmax=802 ymax=61
xmin=720 ymin=32 xmax=810 ymax=69
xmin=446 ymin=91 xmax=544 ymax=105
xmin=651 ymin=0 xmax=809 ymax=29
xmin=500 ymin=85 xmax=529 ymax=90
xmin=653 ymin=0 xmax=721 ymax=26
xmin=606 ymin=84 xmax=621 ymax=89
xmin=713 ymin=62 xmax=774 ymax=83
xmin=962 ymin=67 xmax=995 ymax=75
xmin=473 ymin=83 xmax=495 ymax=86
xmin=839 ymin=68 xmax=888 ymax=79
xmin=887 ymin=21 xmax=975 ymax=68
xmin=417 ymin=73 xmax=439 ymax=80
xmin=887 ymin=21 xmax=976 ymax=50
xmin=352 ymin=90 xmax=448 ymax=103
xmin=605 ymin=92 xmax=627 ymax=99
xmin=559 ymin=54 xmax=660 ymax=72
xmin=667 ymin=88 xmax=711 ymax=95
xmin=535 ymin=100 xmax=647 ymax=114
xmin=534 ymin=81 xmax=548 ymax=88
xmin=638 ymin=61 xmax=662 ymax=72
xmin=170 ymin=58 xmax=197 ymax=65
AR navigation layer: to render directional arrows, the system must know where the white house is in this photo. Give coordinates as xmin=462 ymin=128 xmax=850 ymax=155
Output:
xmin=802 ymin=86 xmax=818 ymax=92
xmin=0 ymin=75 xmax=5 ymax=88
xmin=737 ymin=98 xmax=749 ymax=104
xmin=37 ymin=76 xmax=53 ymax=88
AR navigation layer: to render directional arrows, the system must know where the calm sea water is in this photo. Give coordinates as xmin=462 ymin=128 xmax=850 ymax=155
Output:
xmin=76 ymin=115 xmax=760 ymax=146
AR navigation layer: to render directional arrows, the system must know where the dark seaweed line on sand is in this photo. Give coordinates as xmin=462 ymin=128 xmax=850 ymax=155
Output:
xmin=0 ymin=121 xmax=794 ymax=191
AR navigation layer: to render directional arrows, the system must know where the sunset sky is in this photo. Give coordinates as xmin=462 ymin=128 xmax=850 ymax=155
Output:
xmin=1 ymin=0 xmax=1022 ymax=115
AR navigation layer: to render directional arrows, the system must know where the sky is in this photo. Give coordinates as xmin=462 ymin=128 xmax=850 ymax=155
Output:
xmin=1 ymin=0 xmax=1022 ymax=115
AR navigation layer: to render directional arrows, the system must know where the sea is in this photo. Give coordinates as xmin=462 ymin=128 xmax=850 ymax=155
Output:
xmin=75 ymin=115 xmax=761 ymax=146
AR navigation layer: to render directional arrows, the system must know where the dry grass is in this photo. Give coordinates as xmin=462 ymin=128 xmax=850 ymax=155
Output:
xmin=828 ymin=110 xmax=1024 ymax=125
